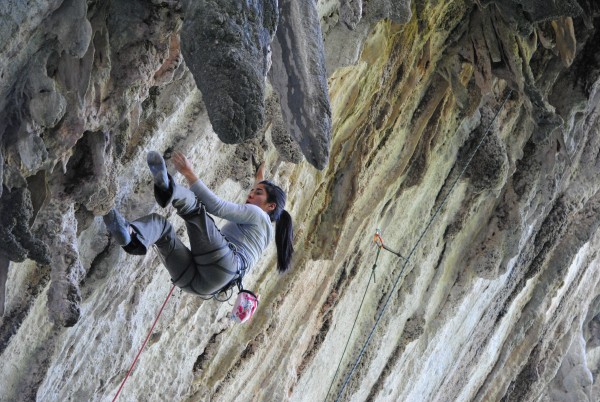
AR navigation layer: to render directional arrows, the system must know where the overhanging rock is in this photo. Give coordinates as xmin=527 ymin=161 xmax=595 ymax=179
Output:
xmin=180 ymin=0 xmax=278 ymax=144
xmin=270 ymin=0 xmax=332 ymax=170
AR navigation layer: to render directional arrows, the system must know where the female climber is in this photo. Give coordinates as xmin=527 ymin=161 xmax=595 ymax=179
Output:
xmin=103 ymin=151 xmax=294 ymax=295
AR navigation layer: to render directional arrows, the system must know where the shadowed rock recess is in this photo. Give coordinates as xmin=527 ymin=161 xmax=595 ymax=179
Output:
xmin=2 ymin=0 xmax=600 ymax=401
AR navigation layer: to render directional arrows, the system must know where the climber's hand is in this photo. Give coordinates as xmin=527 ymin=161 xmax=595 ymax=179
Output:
xmin=173 ymin=151 xmax=198 ymax=185
xmin=173 ymin=151 xmax=192 ymax=174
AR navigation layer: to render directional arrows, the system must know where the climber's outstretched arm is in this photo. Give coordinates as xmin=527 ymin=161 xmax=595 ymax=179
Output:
xmin=255 ymin=161 xmax=265 ymax=184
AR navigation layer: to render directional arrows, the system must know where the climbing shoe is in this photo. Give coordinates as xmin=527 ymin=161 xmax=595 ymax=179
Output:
xmin=103 ymin=209 xmax=131 ymax=246
xmin=147 ymin=151 xmax=169 ymax=191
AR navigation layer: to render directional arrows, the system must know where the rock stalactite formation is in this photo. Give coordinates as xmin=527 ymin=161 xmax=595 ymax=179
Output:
xmin=2 ymin=1 xmax=600 ymax=401
xmin=269 ymin=0 xmax=332 ymax=169
xmin=180 ymin=0 xmax=279 ymax=144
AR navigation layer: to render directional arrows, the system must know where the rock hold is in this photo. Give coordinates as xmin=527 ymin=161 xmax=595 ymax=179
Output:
xmin=366 ymin=0 xmax=412 ymax=25
xmin=50 ymin=0 xmax=92 ymax=58
xmin=0 ymin=187 xmax=51 ymax=265
xmin=28 ymin=91 xmax=67 ymax=128
xmin=38 ymin=202 xmax=85 ymax=327
xmin=465 ymin=132 xmax=509 ymax=193
xmin=340 ymin=0 xmax=363 ymax=30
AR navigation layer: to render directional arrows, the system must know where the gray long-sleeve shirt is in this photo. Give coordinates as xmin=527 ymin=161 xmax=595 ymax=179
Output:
xmin=190 ymin=180 xmax=274 ymax=272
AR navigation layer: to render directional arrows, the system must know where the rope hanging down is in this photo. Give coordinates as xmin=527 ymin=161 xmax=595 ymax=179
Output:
xmin=332 ymin=90 xmax=513 ymax=402
xmin=324 ymin=244 xmax=382 ymax=400
xmin=112 ymin=284 xmax=177 ymax=402
xmin=324 ymin=229 xmax=404 ymax=401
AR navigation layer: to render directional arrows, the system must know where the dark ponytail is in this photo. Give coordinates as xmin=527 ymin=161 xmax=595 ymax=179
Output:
xmin=274 ymin=209 xmax=294 ymax=272
xmin=260 ymin=180 xmax=294 ymax=273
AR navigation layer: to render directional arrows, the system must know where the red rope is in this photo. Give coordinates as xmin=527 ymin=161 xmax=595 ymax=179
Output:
xmin=112 ymin=284 xmax=177 ymax=402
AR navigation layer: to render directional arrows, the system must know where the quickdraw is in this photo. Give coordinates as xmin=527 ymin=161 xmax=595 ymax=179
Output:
xmin=373 ymin=229 xmax=385 ymax=249
xmin=373 ymin=228 xmax=406 ymax=260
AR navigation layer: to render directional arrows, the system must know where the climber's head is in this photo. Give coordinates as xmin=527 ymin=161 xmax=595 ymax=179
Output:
xmin=246 ymin=183 xmax=277 ymax=215
xmin=256 ymin=180 xmax=286 ymax=222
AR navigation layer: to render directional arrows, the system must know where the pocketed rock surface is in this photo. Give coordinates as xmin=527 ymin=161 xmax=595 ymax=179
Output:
xmin=2 ymin=1 xmax=600 ymax=401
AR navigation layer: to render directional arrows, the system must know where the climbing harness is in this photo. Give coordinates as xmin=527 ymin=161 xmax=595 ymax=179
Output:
xmin=328 ymin=90 xmax=513 ymax=402
xmin=198 ymin=277 xmax=239 ymax=302
xmin=112 ymin=284 xmax=176 ymax=402
xmin=196 ymin=256 xmax=259 ymax=324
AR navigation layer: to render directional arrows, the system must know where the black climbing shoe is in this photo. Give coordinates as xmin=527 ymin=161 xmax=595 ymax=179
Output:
xmin=103 ymin=209 xmax=131 ymax=246
xmin=147 ymin=151 xmax=169 ymax=191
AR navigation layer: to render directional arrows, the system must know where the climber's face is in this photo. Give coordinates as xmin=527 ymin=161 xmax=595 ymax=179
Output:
xmin=246 ymin=184 xmax=276 ymax=213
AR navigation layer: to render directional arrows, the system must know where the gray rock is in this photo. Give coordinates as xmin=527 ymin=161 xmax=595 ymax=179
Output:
xmin=17 ymin=130 xmax=49 ymax=172
xmin=266 ymin=92 xmax=303 ymax=163
xmin=478 ymin=0 xmax=583 ymax=35
xmin=324 ymin=20 xmax=371 ymax=73
xmin=547 ymin=329 xmax=594 ymax=401
xmin=465 ymin=132 xmax=508 ymax=193
xmin=0 ymin=0 xmax=61 ymax=55
xmin=0 ymin=149 xmax=3 ymax=198
xmin=366 ymin=0 xmax=412 ymax=24
xmin=59 ymin=130 xmax=117 ymax=214
xmin=0 ymin=256 xmax=7 ymax=316
xmin=0 ymin=186 xmax=50 ymax=264
xmin=0 ymin=0 xmax=61 ymax=114
xmin=180 ymin=0 xmax=278 ymax=144
xmin=340 ymin=0 xmax=363 ymax=30
xmin=51 ymin=0 xmax=92 ymax=58
xmin=39 ymin=202 xmax=84 ymax=327
xmin=2 ymin=164 xmax=27 ymax=190
xmin=4 ymin=0 xmax=600 ymax=400
xmin=270 ymin=0 xmax=332 ymax=170
xmin=28 ymin=90 xmax=67 ymax=128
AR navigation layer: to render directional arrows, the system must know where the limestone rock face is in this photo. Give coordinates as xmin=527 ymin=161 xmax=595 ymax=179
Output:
xmin=2 ymin=1 xmax=600 ymax=402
